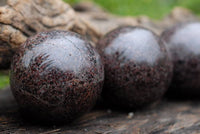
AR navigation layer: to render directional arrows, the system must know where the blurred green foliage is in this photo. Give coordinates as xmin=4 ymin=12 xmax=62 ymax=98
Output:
xmin=66 ymin=0 xmax=200 ymax=19
xmin=0 ymin=72 xmax=9 ymax=89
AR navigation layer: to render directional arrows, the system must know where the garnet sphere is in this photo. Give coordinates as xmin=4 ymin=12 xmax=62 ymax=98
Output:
xmin=98 ymin=26 xmax=173 ymax=109
xmin=162 ymin=22 xmax=200 ymax=98
xmin=10 ymin=31 xmax=104 ymax=123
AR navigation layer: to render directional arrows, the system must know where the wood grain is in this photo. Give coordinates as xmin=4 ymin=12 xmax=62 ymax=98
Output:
xmin=1 ymin=88 xmax=200 ymax=134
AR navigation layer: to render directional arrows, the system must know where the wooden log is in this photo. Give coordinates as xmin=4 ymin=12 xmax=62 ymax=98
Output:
xmin=0 ymin=0 xmax=97 ymax=69
xmin=1 ymin=88 xmax=200 ymax=134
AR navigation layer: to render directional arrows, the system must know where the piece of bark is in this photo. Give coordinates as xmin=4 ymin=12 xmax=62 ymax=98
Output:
xmin=0 ymin=0 xmax=96 ymax=69
xmin=0 ymin=0 xmax=199 ymax=69
xmin=1 ymin=87 xmax=200 ymax=134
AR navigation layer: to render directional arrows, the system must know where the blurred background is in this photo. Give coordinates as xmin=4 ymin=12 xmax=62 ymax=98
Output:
xmin=0 ymin=0 xmax=200 ymax=90
xmin=67 ymin=0 xmax=200 ymax=19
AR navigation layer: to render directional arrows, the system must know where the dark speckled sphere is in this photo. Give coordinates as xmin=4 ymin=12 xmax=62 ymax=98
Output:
xmin=98 ymin=26 xmax=173 ymax=109
xmin=161 ymin=22 xmax=200 ymax=98
xmin=10 ymin=31 xmax=104 ymax=123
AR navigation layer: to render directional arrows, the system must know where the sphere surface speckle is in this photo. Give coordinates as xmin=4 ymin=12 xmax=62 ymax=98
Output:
xmin=98 ymin=26 xmax=173 ymax=109
xmin=10 ymin=31 xmax=104 ymax=122
xmin=161 ymin=22 xmax=200 ymax=98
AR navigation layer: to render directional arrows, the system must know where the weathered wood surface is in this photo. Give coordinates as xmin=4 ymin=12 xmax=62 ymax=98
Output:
xmin=0 ymin=0 xmax=96 ymax=69
xmin=1 ymin=88 xmax=200 ymax=134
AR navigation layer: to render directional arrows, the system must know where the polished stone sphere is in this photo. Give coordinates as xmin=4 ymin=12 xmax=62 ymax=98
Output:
xmin=162 ymin=22 xmax=200 ymax=98
xmin=98 ymin=26 xmax=173 ymax=109
xmin=10 ymin=31 xmax=104 ymax=123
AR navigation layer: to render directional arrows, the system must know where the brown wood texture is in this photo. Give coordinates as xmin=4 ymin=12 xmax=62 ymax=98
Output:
xmin=0 ymin=0 xmax=97 ymax=69
xmin=1 ymin=88 xmax=200 ymax=134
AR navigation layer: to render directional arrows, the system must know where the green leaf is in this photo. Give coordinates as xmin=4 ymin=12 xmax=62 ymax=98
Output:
xmin=0 ymin=72 xmax=9 ymax=89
